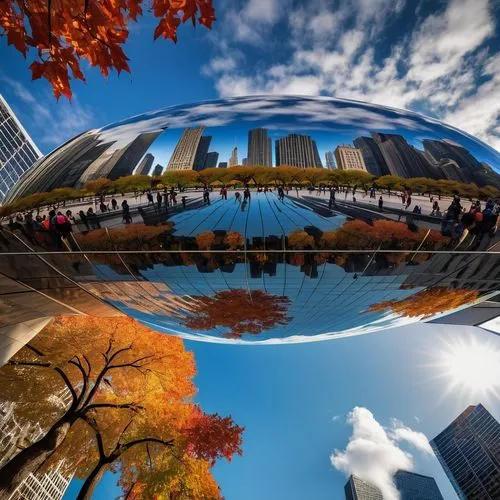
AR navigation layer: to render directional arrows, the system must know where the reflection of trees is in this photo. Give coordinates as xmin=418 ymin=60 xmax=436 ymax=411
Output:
xmin=184 ymin=289 xmax=291 ymax=338
xmin=75 ymin=223 xmax=172 ymax=251
xmin=369 ymin=287 xmax=480 ymax=318
xmin=0 ymin=316 xmax=243 ymax=499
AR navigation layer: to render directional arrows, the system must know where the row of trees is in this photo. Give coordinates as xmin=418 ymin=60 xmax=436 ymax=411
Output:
xmin=2 ymin=166 xmax=499 ymax=219
xmin=0 ymin=316 xmax=243 ymax=498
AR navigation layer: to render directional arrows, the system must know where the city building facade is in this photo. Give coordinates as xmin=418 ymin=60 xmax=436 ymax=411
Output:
xmin=353 ymin=136 xmax=389 ymax=176
xmin=108 ymin=130 xmax=163 ymax=180
xmin=218 ymin=162 xmax=228 ymax=168
xmin=152 ymin=164 xmax=163 ymax=176
xmin=193 ymin=135 xmax=212 ymax=171
xmin=430 ymin=404 xmax=500 ymax=499
xmin=135 ymin=153 xmax=154 ymax=175
xmin=203 ymin=151 xmax=219 ymax=170
xmin=325 ymin=151 xmax=336 ymax=169
xmin=344 ymin=475 xmax=383 ymax=500
xmin=229 ymin=146 xmax=238 ymax=168
xmin=167 ymin=127 xmax=205 ymax=170
xmin=275 ymin=134 xmax=322 ymax=168
xmin=334 ymin=145 xmax=367 ymax=171
xmin=0 ymin=95 xmax=42 ymax=203
xmin=247 ymin=128 xmax=272 ymax=166
xmin=394 ymin=470 xmax=444 ymax=500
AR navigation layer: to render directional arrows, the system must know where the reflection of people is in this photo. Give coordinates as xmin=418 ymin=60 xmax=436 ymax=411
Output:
xmin=243 ymin=187 xmax=251 ymax=201
xmin=156 ymin=192 xmax=162 ymax=209
xmin=147 ymin=192 xmax=154 ymax=205
xmin=87 ymin=208 xmax=101 ymax=229
xmin=220 ymin=186 xmax=228 ymax=200
xmin=378 ymin=196 xmax=383 ymax=212
xmin=235 ymin=191 xmax=241 ymax=203
xmin=111 ymin=198 xmax=118 ymax=210
xmin=203 ymin=188 xmax=211 ymax=205
xmin=181 ymin=196 xmax=187 ymax=208
xmin=79 ymin=210 xmax=90 ymax=231
xmin=122 ymin=200 xmax=132 ymax=224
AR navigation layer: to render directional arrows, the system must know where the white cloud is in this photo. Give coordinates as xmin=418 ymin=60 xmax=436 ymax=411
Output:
xmin=331 ymin=407 xmax=434 ymax=500
xmin=0 ymin=77 xmax=95 ymax=149
xmin=204 ymin=0 xmax=500 ymax=152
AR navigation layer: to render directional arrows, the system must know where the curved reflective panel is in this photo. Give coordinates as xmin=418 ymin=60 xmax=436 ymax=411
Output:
xmin=1 ymin=96 xmax=499 ymax=343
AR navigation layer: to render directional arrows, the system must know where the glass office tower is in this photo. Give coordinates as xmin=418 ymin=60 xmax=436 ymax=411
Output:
xmin=344 ymin=475 xmax=383 ymax=500
xmin=430 ymin=404 xmax=500 ymax=499
xmin=0 ymin=94 xmax=42 ymax=203
xmin=394 ymin=470 xmax=443 ymax=500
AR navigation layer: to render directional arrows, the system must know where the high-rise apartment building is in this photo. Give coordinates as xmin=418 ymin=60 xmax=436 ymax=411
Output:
xmin=193 ymin=135 xmax=212 ymax=171
xmin=167 ymin=127 xmax=205 ymax=170
xmin=334 ymin=145 xmax=367 ymax=171
xmin=247 ymin=128 xmax=272 ymax=166
xmin=430 ymin=404 xmax=500 ymax=499
xmin=108 ymin=130 xmax=163 ymax=180
xmin=135 ymin=153 xmax=155 ymax=175
xmin=353 ymin=136 xmax=389 ymax=176
xmin=152 ymin=164 xmax=163 ymax=176
xmin=423 ymin=139 xmax=482 ymax=175
xmin=218 ymin=162 xmax=228 ymax=168
xmin=242 ymin=157 xmax=248 ymax=166
xmin=203 ymin=151 xmax=219 ymax=169
xmin=344 ymin=475 xmax=383 ymax=500
xmin=0 ymin=94 xmax=42 ymax=202
xmin=394 ymin=470 xmax=443 ymax=500
xmin=325 ymin=151 xmax=336 ymax=169
xmin=275 ymin=134 xmax=322 ymax=168
xmin=229 ymin=147 xmax=238 ymax=168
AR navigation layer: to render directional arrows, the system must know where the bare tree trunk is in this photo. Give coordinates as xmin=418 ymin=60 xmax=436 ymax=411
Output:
xmin=0 ymin=418 xmax=73 ymax=497
xmin=75 ymin=459 xmax=110 ymax=500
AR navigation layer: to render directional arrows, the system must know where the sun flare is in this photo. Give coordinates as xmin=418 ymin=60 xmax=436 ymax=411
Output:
xmin=439 ymin=337 xmax=500 ymax=395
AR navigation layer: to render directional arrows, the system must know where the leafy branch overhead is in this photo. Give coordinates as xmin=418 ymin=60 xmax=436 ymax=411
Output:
xmin=0 ymin=0 xmax=215 ymax=99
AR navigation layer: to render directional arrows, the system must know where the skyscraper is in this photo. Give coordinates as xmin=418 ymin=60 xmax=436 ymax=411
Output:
xmin=353 ymin=136 xmax=389 ymax=176
xmin=167 ymin=127 xmax=205 ymax=170
xmin=247 ymin=128 xmax=272 ymax=166
xmin=334 ymin=145 xmax=367 ymax=171
xmin=325 ymin=151 xmax=336 ymax=169
xmin=204 ymin=151 xmax=219 ymax=169
xmin=423 ymin=139 xmax=482 ymax=175
xmin=0 ymin=94 xmax=42 ymax=202
xmin=430 ymin=404 xmax=500 ymax=499
xmin=344 ymin=475 xmax=383 ymax=500
xmin=135 ymin=153 xmax=155 ymax=175
xmin=108 ymin=130 xmax=163 ymax=180
xmin=152 ymin=164 xmax=163 ymax=176
xmin=193 ymin=135 xmax=212 ymax=171
xmin=229 ymin=146 xmax=238 ymax=168
xmin=242 ymin=157 xmax=248 ymax=166
xmin=275 ymin=134 xmax=322 ymax=168
xmin=218 ymin=162 xmax=228 ymax=168
xmin=394 ymin=470 xmax=444 ymax=500
xmin=372 ymin=133 xmax=432 ymax=178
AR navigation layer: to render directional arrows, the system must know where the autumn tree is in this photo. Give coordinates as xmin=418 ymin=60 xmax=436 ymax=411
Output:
xmin=0 ymin=316 xmax=243 ymax=498
xmin=184 ymin=289 xmax=291 ymax=338
xmin=369 ymin=287 xmax=481 ymax=318
xmin=1 ymin=0 xmax=215 ymax=99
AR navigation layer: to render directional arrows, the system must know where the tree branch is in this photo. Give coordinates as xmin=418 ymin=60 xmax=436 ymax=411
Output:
xmin=25 ymin=343 xmax=45 ymax=357
xmin=118 ymin=437 xmax=174 ymax=455
xmin=82 ymin=415 xmax=106 ymax=459
xmin=68 ymin=356 xmax=89 ymax=409
xmin=54 ymin=367 xmax=78 ymax=406
xmin=84 ymin=402 xmax=144 ymax=413
xmin=8 ymin=360 xmax=50 ymax=368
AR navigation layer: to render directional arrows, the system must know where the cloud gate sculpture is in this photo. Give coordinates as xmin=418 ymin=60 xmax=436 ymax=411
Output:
xmin=1 ymin=96 xmax=499 ymax=344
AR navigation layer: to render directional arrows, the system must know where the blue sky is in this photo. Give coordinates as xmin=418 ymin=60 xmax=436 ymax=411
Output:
xmin=2 ymin=0 xmax=500 ymax=499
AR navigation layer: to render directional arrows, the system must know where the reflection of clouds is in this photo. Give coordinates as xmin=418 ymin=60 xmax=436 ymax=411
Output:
xmin=89 ymin=95 xmax=499 ymax=168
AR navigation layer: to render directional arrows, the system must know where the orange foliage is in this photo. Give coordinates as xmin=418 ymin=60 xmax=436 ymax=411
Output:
xmin=223 ymin=231 xmax=244 ymax=250
xmin=369 ymin=287 xmax=481 ymax=318
xmin=195 ymin=231 xmax=215 ymax=250
xmin=287 ymin=230 xmax=315 ymax=249
xmin=1 ymin=0 xmax=215 ymax=98
xmin=320 ymin=219 xmax=447 ymax=251
xmin=75 ymin=223 xmax=171 ymax=250
xmin=184 ymin=289 xmax=291 ymax=338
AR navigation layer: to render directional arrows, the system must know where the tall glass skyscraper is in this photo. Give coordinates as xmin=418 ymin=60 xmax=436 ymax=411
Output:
xmin=394 ymin=470 xmax=443 ymax=500
xmin=0 ymin=94 xmax=42 ymax=203
xmin=430 ymin=404 xmax=500 ymax=499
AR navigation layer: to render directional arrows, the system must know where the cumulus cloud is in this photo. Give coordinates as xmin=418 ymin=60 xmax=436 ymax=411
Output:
xmin=330 ymin=407 xmax=434 ymax=500
xmin=204 ymin=0 xmax=500 ymax=151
